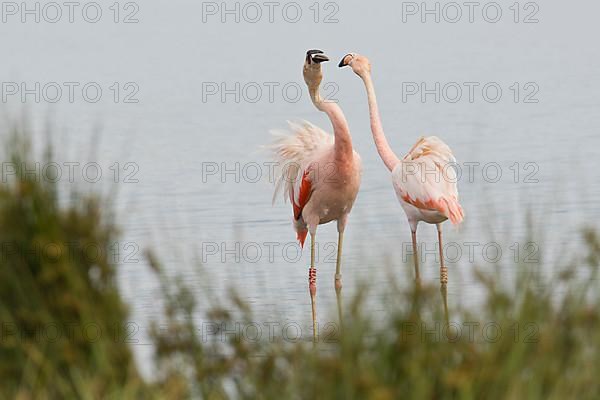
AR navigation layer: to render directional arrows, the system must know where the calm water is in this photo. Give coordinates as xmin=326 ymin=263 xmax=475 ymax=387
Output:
xmin=1 ymin=0 xmax=599 ymax=374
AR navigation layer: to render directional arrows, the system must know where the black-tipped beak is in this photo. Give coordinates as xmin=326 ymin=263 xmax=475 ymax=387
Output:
xmin=306 ymin=49 xmax=324 ymax=56
xmin=306 ymin=49 xmax=328 ymax=64
xmin=312 ymin=54 xmax=329 ymax=64
xmin=338 ymin=54 xmax=352 ymax=68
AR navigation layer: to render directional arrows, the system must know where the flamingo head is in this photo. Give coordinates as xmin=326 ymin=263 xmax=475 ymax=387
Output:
xmin=338 ymin=52 xmax=371 ymax=77
xmin=303 ymin=49 xmax=329 ymax=88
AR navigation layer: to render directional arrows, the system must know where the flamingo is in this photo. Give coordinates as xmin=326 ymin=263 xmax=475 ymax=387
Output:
xmin=339 ymin=53 xmax=464 ymax=317
xmin=270 ymin=50 xmax=362 ymax=342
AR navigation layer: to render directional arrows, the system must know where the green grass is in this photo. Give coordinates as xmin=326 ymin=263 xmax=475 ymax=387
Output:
xmin=0 ymin=128 xmax=146 ymax=398
xmin=2 ymin=127 xmax=600 ymax=399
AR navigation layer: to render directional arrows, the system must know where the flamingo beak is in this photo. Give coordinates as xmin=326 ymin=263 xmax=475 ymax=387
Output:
xmin=312 ymin=54 xmax=330 ymax=63
xmin=306 ymin=49 xmax=329 ymax=64
xmin=338 ymin=54 xmax=352 ymax=68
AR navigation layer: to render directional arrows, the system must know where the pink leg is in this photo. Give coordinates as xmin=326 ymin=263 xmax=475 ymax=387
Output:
xmin=334 ymin=230 xmax=344 ymax=328
xmin=411 ymin=230 xmax=421 ymax=285
xmin=309 ymin=233 xmax=317 ymax=343
xmin=437 ymin=224 xmax=449 ymax=324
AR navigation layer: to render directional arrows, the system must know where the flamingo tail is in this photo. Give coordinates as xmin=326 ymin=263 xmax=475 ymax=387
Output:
xmin=297 ymin=229 xmax=308 ymax=248
xmin=440 ymin=197 xmax=464 ymax=225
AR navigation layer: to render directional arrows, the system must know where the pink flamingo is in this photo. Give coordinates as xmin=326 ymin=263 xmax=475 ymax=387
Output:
xmin=339 ymin=53 xmax=464 ymax=315
xmin=270 ymin=50 xmax=362 ymax=341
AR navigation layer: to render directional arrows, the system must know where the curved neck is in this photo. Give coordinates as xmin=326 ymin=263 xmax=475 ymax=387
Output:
xmin=308 ymin=84 xmax=353 ymax=160
xmin=360 ymin=72 xmax=399 ymax=172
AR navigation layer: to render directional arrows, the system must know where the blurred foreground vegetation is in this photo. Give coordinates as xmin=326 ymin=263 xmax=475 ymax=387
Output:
xmin=2 ymin=131 xmax=600 ymax=399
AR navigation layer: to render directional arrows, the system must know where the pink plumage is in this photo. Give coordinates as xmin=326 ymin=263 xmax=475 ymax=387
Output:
xmin=340 ymin=52 xmax=463 ymax=306
xmin=269 ymin=50 xmax=362 ymax=342
xmin=392 ymin=136 xmax=464 ymax=227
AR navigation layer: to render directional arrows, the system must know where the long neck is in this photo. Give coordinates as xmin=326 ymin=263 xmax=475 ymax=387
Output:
xmin=360 ymin=72 xmax=399 ymax=171
xmin=308 ymin=84 xmax=353 ymax=161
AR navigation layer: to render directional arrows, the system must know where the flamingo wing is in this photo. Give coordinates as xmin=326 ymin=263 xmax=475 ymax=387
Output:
xmin=269 ymin=120 xmax=333 ymax=205
xmin=269 ymin=121 xmax=333 ymax=247
xmin=392 ymin=136 xmax=464 ymax=225
xmin=291 ymin=168 xmax=313 ymax=221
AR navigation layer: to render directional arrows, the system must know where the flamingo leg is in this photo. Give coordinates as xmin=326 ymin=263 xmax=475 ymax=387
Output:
xmin=411 ymin=230 xmax=421 ymax=285
xmin=309 ymin=232 xmax=317 ymax=344
xmin=334 ymin=230 xmax=344 ymax=328
xmin=437 ymin=224 xmax=449 ymax=324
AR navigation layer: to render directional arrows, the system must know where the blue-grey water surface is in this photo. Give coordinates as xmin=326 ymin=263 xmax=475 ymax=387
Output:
xmin=1 ymin=0 xmax=599 ymax=375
